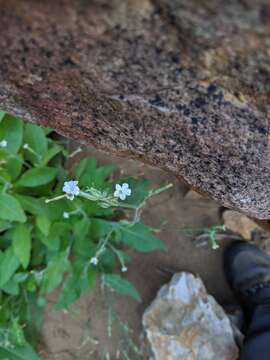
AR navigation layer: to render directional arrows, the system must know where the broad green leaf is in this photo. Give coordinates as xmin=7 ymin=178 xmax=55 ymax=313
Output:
xmin=14 ymin=272 xmax=28 ymax=283
xmin=74 ymin=218 xmax=90 ymax=239
xmin=56 ymin=262 xmax=96 ymax=310
xmin=24 ymin=123 xmax=48 ymax=164
xmin=89 ymin=219 xmax=113 ymax=240
xmin=40 ymin=222 xmax=70 ymax=250
xmin=40 ymin=221 xmax=72 ymax=251
xmin=39 ymin=233 xmax=60 ymax=251
xmin=0 ymin=248 xmax=20 ymax=286
xmin=20 ymin=293 xmax=44 ymax=347
xmin=41 ymin=145 xmax=63 ymax=166
xmin=44 ymin=200 xmax=70 ymax=221
xmin=99 ymin=248 xmax=117 ymax=271
xmin=1 ymin=276 xmax=20 ymax=295
xmin=120 ymin=222 xmax=166 ymax=252
xmin=50 ymin=222 xmax=71 ymax=238
xmin=0 ymin=114 xmax=23 ymax=153
xmin=39 ymin=221 xmax=72 ymax=251
xmin=36 ymin=215 xmax=50 ymax=236
xmin=12 ymin=224 xmax=32 ymax=268
xmin=0 ymin=168 xmax=11 ymax=182
xmin=103 ymin=274 xmax=141 ymax=302
xmin=75 ymin=158 xmax=96 ymax=179
xmin=0 ymin=219 xmax=12 ymax=232
xmin=0 ymin=111 xmax=5 ymax=121
xmin=73 ymin=219 xmax=92 ymax=258
xmin=0 ymin=148 xmax=8 ymax=161
xmin=16 ymin=167 xmax=58 ymax=187
xmin=0 ymin=343 xmax=41 ymax=360
xmin=14 ymin=195 xmax=45 ymax=216
xmin=74 ymin=158 xmax=115 ymax=188
xmin=6 ymin=154 xmax=23 ymax=180
xmin=41 ymin=251 xmax=69 ymax=294
xmin=0 ymin=194 xmax=26 ymax=222
xmin=93 ymin=164 xmax=115 ymax=188
xmin=30 ymin=236 xmax=45 ymax=266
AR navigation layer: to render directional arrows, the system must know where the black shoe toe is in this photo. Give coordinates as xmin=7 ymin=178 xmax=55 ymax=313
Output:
xmin=224 ymin=241 xmax=270 ymax=300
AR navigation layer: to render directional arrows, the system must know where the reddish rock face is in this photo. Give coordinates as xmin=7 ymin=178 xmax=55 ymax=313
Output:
xmin=0 ymin=0 xmax=270 ymax=219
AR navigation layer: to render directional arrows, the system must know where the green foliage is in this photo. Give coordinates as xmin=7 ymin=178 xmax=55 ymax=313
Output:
xmin=181 ymin=225 xmax=227 ymax=249
xmin=24 ymin=123 xmax=48 ymax=163
xmin=0 ymin=194 xmax=26 ymax=223
xmin=103 ymin=274 xmax=141 ymax=302
xmin=0 ymin=343 xmax=40 ymax=360
xmin=56 ymin=261 xmax=96 ymax=310
xmin=120 ymin=222 xmax=166 ymax=252
xmin=16 ymin=167 xmax=58 ymax=187
xmin=12 ymin=224 xmax=32 ymax=268
xmin=0 ymin=115 xmax=23 ymax=154
xmin=0 ymin=112 xmax=172 ymax=357
xmin=0 ymin=248 xmax=20 ymax=287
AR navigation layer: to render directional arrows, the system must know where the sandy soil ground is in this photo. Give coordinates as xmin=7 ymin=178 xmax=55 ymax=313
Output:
xmin=40 ymin=145 xmax=235 ymax=360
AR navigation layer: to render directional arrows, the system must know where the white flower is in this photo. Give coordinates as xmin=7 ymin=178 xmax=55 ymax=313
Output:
xmin=23 ymin=143 xmax=29 ymax=149
xmin=62 ymin=180 xmax=80 ymax=200
xmin=63 ymin=211 xmax=70 ymax=219
xmin=121 ymin=266 xmax=128 ymax=272
xmin=90 ymin=257 xmax=98 ymax=266
xmin=0 ymin=140 xmax=7 ymax=148
xmin=114 ymin=183 xmax=131 ymax=200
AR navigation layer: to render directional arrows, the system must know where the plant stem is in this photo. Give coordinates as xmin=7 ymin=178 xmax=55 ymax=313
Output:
xmin=45 ymin=194 xmax=66 ymax=203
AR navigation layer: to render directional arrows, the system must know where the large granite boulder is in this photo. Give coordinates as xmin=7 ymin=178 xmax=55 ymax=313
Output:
xmin=142 ymin=272 xmax=239 ymax=360
xmin=0 ymin=0 xmax=270 ymax=218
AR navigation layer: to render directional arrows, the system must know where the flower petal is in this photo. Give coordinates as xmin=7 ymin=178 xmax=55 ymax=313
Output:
xmin=119 ymin=193 xmax=126 ymax=200
xmin=114 ymin=190 xmax=120 ymax=197
xmin=125 ymin=189 xmax=131 ymax=196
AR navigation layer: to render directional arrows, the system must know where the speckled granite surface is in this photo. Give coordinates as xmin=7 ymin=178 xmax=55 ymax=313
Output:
xmin=0 ymin=0 xmax=270 ymax=218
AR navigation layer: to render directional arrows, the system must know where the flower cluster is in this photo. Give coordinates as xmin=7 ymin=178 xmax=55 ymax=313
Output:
xmin=61 ymin=180 xmax=132 ymax=203
xmin=49 ymin=180 xmax=132 ymax=271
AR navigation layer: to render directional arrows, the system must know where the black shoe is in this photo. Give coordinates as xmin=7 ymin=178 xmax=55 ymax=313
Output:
xmin=224 ymin=241 xmax=270 ymax=312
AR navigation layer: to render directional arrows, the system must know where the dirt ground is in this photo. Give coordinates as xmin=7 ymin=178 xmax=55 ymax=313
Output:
xmin=40 ymin=145 xmax=236 ymax=360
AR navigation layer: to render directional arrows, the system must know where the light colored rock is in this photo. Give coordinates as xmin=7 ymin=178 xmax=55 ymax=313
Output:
xmin=223 ymin=210 xmax=259 ymax=240
xmin=142 ymin=272 xmax=239 ymax=360
xmin=184 ymin=190 xmax=205 ymax=200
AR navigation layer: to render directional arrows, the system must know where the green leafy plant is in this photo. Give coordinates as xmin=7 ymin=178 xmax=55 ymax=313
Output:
xmin=181 ymin=225 xmax=227 ymax=249
xmin=0 ymin=112 xmax=172 ymax=358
